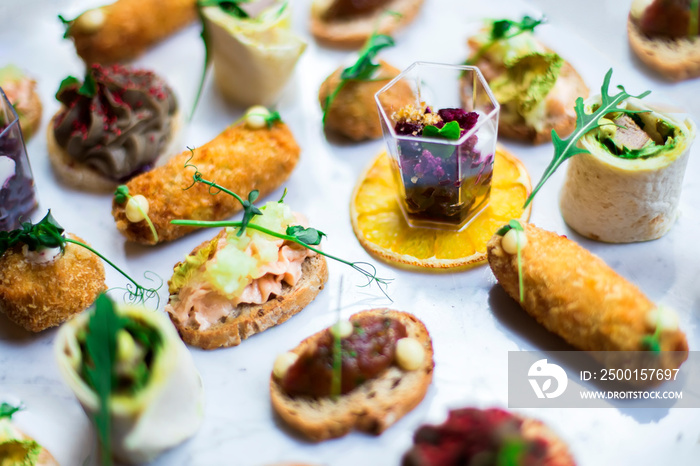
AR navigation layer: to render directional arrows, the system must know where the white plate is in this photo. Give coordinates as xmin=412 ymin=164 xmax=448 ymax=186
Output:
xmin=1 ymin=0 xmax=699 ymax=465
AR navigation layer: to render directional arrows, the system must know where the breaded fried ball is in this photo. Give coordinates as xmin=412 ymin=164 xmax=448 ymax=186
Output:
xmin=0 ymin=234 xmax=106 ymax=332
xmin=319 ymin=60 xmax=413 ymax=141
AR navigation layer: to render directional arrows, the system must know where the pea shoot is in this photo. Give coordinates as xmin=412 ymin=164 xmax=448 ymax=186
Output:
xmin=0 ymin=211 xmax=161 ymax=307
xmin=172 ymin=163 xmax=393 ymax=299
xmin=114 ymin=185 xmax=158 ymax=243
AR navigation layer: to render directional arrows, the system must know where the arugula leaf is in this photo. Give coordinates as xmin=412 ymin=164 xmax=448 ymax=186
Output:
xmin=466 ymin=15 xmax=546 ymax=65
xmin=524 ymin=69 xmax=651 ymax=208
xmin=56 ymin=76 xmax=80 ymax=100
xmin=114 ymin=185 xmax=129 ymax=205
xmin=0 ymin=403 xmax=23 ymax=420
xmin=79 ymin=71 xmax=98 ymax=98
xmin=422 ymin=121 xmax=462 ymax=140
xmin=286 ymin=225 xmax=326 ymax=245
xmin=340 ymin=34 xmax=394 ymax=81
xmin=323 ymin=32 xmax=395 ymax=123
xmin=199 ymin=0 xmax=250 ymax=18
xmin=83 ymin=294 xmax=124 ymax=466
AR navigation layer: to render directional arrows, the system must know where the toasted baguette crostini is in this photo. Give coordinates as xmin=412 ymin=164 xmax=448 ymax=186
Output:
xmin=0 ymin=234 xmax=105 ymax=332
xmin=403 ymin=407 xmax=575 ymax=466
xmin=112 ymin=117 xmax=300 ymax=245
xmin=62 ymin=0 xmax=197 ymax=65
xmin=270 ymin=309 xmax=433 ymax=441
xmin=466 ymin=18 xmax=588 ymax=144
xmin=487 ymin=222 xmax=688 ymax=374
xmin=166 ymin=198 xmax=329 ymax=350
xmin=310 ymin=0 xmax=424 ymax=48
xmin=627 ymin=0 xmax=700 ymax=81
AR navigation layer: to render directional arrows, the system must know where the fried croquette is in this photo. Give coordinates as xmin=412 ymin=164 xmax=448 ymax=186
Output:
xmin=0 ymin=235 xmax=106 ymax=332
xmin=487 ymin=223 xmax=687 ymax=371
xmin=319 ymin=60 xmax=412 ymax=141
xmin=64 ymin=0 xmax=197 ymax=65
xmin=112 ymin=121 xmax=300 ymax=245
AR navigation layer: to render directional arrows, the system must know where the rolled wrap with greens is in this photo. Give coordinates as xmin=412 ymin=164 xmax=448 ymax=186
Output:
xmin=202 ymin=0 xmax=306 ymax=106
xmin=560 ymin=96 xmax=696 ymax=243
xmin=54 ymin=297 xmax=204 ymax=464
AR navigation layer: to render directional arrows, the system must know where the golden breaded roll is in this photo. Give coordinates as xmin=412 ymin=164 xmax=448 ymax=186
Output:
xmin=0 ymin=234 xmax=106 ymax=332
xmin=112 ymin=120 xmax=300 ymax=244
xmin=487 ymin=222 xmax=687 ymax=372
xmin=63 ymin=0 xmax=197 ymax=64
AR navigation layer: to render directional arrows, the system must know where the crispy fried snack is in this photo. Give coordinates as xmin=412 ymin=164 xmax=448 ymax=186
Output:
xmin=487 ymin=223 xmax=687 ymax=372
xmin=112 ymin=122 xmax=300 ymax=244
xmin=64 ymin=0 xmax=197 ymax=64
xmin=0 ymin=235 xmax=106 ymax=332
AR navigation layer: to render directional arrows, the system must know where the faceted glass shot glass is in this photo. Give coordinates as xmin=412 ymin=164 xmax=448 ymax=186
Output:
xmin=0 ymin=87 xmax=37 ymax=231
xmin=375 ymin=62 xmax=500 ymax=230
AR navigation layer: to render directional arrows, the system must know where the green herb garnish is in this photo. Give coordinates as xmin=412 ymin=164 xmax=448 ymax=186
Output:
xmin=113 ymin=185 xmax=159 ymax=243
xmin=496 ymin=438 xmax=528 ymax=466
xmin=199 ymin=0 xmax=251 ymax=18
xmin=330 ymin=277 xmax=344 ymax=400
xmin=466 ymin=15 xmax=545 ymax=66
xmin=523 ymin=69 xmax=651 ymax=208
xmin=0 ymin=403 xmax=23 ymax=420
xmin=0 ymin=211 xmax=161 ymax=306
xmin=641 ymin=308 xmax=663 ymax=354
xmin=83 ymin=294 xmax=123 ymax=466
xmin=497 ymin=220 xmax=525 ymax=302
xmin=422 ymin=121 xmax=462 ymax=140
xmin=322 ymin=32 xmax=395 ymax=124
xmin=184 ymin=149 xmax=263 ymax=237
xmin=56 ymin=69 xmax=98 ymax=99
xmin=192 ymin=0 xmax=252 ymax=118
xmin=172 ymin=165 xmax=393 ymax=299
xmin=57 ymin=14 xmax=73 ymax=39
xmin=690 ymin=0 xmax=699 ymax=37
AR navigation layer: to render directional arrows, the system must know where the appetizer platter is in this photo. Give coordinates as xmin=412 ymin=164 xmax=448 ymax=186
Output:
xmin=1 ymin=0 xmax=699 ymax=465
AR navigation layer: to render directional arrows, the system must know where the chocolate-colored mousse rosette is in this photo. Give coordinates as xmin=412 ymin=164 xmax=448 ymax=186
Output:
xmin=47 ymin=64 xmax=181 ymax=192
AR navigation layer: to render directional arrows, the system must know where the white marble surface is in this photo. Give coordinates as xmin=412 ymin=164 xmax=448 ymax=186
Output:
xmin=1 ymin=0 xmax=699 ymax=465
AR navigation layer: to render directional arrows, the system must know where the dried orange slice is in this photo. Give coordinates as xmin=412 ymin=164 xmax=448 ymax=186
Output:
xmin=350 ymin=146 xmax=532 ymax=270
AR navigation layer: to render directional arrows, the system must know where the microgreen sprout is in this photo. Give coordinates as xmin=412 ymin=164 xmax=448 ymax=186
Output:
xmin=466 ymin=15 xmax=546 ymax=66
xmin=114 ymin=185 xmax=158 ymax=243
xmin=174 ymin=164 xmax=393 ymax=299
xmin=496 ymin=219 xmax=525 ymax=302
xmin=641 ymin=309 xmax=663 ymax=354
xmin=330 ymin=277 xmax=344 ymax=400
xmin=0 ymin=211 xmax=161 ymax=308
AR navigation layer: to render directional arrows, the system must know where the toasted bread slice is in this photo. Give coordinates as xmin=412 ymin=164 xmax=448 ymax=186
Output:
xmin=467 ymin=39 xmax=588 ymax=144
xmin=270 ymin=309 xmax=433 ymax=441
xmin=166 ymin=233 xmax=329 ymax=350
xmin=628 ymin=14 xmax=700 ymax=81
xmin=310 ymin=0 xmax=424 ymax=48
xmin=46 ymin=111 xmax=181 ymax=192
xmin=403 ymin=408 xmax=575 ymax=466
